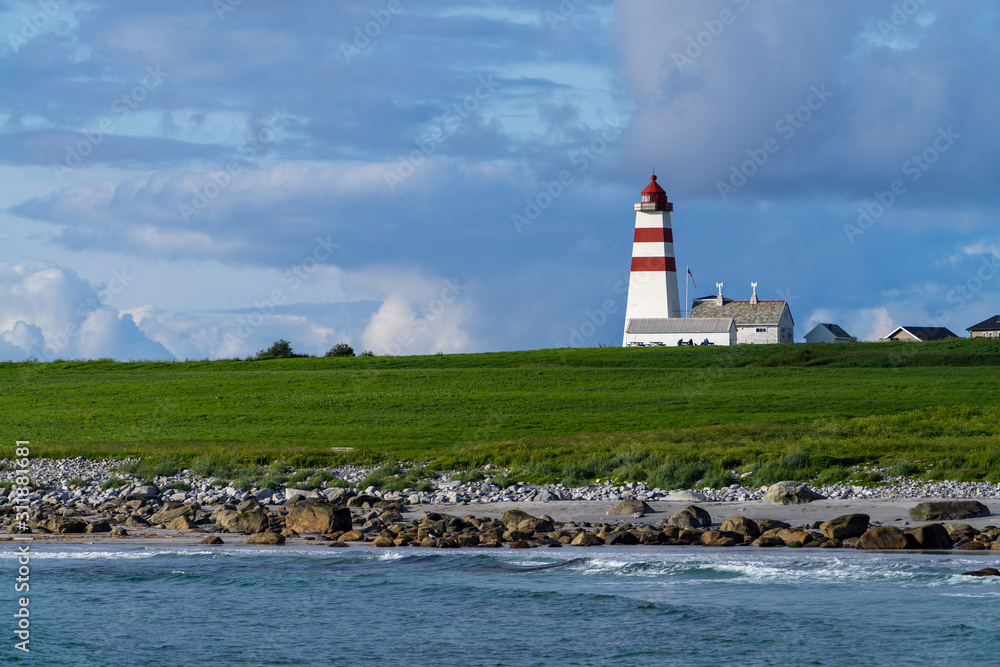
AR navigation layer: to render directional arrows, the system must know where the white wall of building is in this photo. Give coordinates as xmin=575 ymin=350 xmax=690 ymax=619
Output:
xmin=626 ymin=329 xmax=735 ymax=347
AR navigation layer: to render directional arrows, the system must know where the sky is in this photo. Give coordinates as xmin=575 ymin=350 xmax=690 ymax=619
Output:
xmin=0 ymin=0 xmax=997 ymax=361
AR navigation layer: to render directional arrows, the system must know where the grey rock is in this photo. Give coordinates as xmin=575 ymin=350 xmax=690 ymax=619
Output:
xmin=763 ymin=481 xmax=824 ymax=505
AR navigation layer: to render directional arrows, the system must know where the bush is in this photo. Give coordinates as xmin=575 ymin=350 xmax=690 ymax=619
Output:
xmin=814 ymin=466 xmax=850 ymax=485
xmin=116 ymin=456 xmax=182 ymax=479
xmin=256 ymin=339 xmax=296 ymax=360
xmin=359 ymin=350 xmax=375 ymax=357
xmin=163 ymin=482 xmax=191 ymax=491
xmin=325 ymin=343 xmax=355 ymax=358
xmin=191 ymin=455 xmax=242 ymax=480
xmin=67 ymin=477 xmax=87 ymax=488
xmin=648 ymin=460 xmax=712 ymax=490
xmin=887 ymin=461 xmax=921 ymax=477
xmin=101 ymin=477 xmax=129 ymax=490
xmin=452 ymin=469 xmax=486 ymax=483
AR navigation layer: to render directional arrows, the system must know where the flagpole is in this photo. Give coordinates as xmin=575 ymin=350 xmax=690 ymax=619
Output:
xmin=685 ymin=265 xmax=689 ymax=318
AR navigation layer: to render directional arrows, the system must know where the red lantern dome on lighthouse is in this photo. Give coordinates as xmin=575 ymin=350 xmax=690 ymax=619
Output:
xmin=635 ymin=174 xmax=673 ymax=212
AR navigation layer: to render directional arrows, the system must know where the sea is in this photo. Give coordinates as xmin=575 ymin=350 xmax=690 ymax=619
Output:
xmin=3 ymin=543 xmax=999 ymax=666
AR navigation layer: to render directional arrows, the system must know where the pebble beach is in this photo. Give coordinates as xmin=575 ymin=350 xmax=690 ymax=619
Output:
xmin=4 ymin=457 xmax=1000 ymax=552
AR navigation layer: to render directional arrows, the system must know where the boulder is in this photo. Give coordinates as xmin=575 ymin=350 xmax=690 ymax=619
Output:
xmin=166 ymin=516 xmax=200 ymax=530
xmin=775 ymin=529 xmax=814 ymax=546
xmin=133 ymin=485 xmax=160 ymax=498
xmin=606 ymin=499 xmax=653 ymax=517
xmin=719 ymin=516 xmax=760 ymax=540
xmin=370 ymin=536 xmax=395 ymax=547
xmin=150 ymin=505 xmax=196 ymax=526
xmin=750 ymin=536 xmax=785 ymax=548
xmin=701 ymin=530 xmax=745 ymax=546
xmin=820 ymin=514 xmax=870 ymax=540
xmin=961 ymin=568 xmax=1000 ymax=577
xmin=124 ymin=514 xmax=151 ymax=528
xmin=706 ymin=536 xmax=738 ymax=547
xmin=604 ymin=530 xmax=640 ymax=546
xmin=501 ymin=509 xmax=536 ymax=530
xmin=43 ymin=517 xmax=88 ymax=534
xmin=283 ymin=488 xmax=310 ymax=505
xmin=237 ymin=499 xmax=262 ymax=512
xmin=324 ymin=487 xmax=354 ymax=504
xmin=218 ymin=510 xmax=270 ymax=534
xmin=856 ymin=526 xmax=907 ymax=550
xmin=667 ymin=505 xmax=712 ymax=529
xmin=200 ymin=535 xmax=224 ymax=545
xmin=944 ymin=523 xmax=979 ymax=541
xmin=755 ymin=519 xmax=790 ymax=532
xmin=570 ymin=532 xmax=604 ymax=547
xmin=339 ymin=530 xmax=364 ymax=541
xmin=85 ymin=520 xmax=112 ymax=534
xmin=908 ymin=501 xmax=990 ymax=522
xmin=246 ymin=531 xmax=285 ymax=545
xmin=763 ymin=481 xmax=823 ymax=505
xmin=667 ymin=490 xmax=706 ymax=502
xmin=517 ymin=517 xmax=555 ymax=534
xmin=346 ymin=494 xmax=381 ymax=508
xmin=285 ymin=502 xmax=352 ymax=534
xmin=904 ymin=524 xmax=953 ymax=550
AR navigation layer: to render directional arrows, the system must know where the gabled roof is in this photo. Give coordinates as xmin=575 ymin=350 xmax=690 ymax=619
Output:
xmin=967 ymin=315 xmax=1000 ymax=332
xmin=626 ymin=318 xmax=734 ymax=334
xmin=818 ymin=323 xmax=852 ymax=339
xmin=689 ymin=299 xmax=792 ymax=326
xmin=885 ymin=326 xmax=958 ymax=341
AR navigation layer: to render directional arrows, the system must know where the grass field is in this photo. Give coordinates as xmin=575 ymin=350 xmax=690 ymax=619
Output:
xmin=2 ymin=339 xmax=1000 ymax=488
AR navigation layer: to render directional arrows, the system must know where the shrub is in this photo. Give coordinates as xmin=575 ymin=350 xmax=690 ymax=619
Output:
xmin=67 ymin=477 xmax=87 ymax=488
xmin=491 ymin=475 xmax=517 ymax=489
xmin=191 ymin=455 xmax=242 ymax=480
xmin=814 ymin=466 xmax=850 ymax=485
xmin=306 ymin=470 xmax=335 ymax=488
xmin=256 ymin=339 xmax=296 ymax=360
xmin=101 ymin=477 xmax=129 ymax=490
xmin=452 ymin=469 xmax=486 ymax=483
xmin=359 ymin=350 xmax=375 ymax=357
xmin=163 ymin=482 xmax=191 ymax=491
xmin=887 ymin=461 xmax=921 ymax=477
xmin=117 ymin=456 xmax=182 ymax=479
xmin=648 ymin=460 xmax=711 ymax=490
xmin=325 ymin=343 xmax=355 ymax=358
xmin=849 ymin=471 xmax=884 ymax=485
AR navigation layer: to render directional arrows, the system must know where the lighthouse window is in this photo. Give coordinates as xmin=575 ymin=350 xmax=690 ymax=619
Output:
xmin=642 ymin=195 xmax=650 ymax=202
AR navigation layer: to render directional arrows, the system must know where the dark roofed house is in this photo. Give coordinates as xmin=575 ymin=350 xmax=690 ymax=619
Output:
xmin=804 ymin=323 xmax=853 ymax=344
xmin=880 ymin=326 xmax=959 ymax=342
xmin=689 ymin=283 xmax=793 ymax=344
xmin=967 ymin=316 xmax=1000 ymax=339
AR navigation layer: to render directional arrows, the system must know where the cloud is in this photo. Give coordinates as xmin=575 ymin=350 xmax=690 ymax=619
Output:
xmin=0 ymin=261 xmax=174 ymax=360
xmin=615 ymin=0 xmax=1000 ymax=203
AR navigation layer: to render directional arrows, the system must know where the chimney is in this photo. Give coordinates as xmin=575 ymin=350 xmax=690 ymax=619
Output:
xmin=716 ymin=282 xmax=724 ymax=307
xmin=750 ymin=281 xmax=758 ymax=305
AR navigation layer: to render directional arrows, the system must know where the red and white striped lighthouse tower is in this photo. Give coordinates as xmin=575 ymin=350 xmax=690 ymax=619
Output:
xmin=622 ymin=174 xmax=681 ymax=345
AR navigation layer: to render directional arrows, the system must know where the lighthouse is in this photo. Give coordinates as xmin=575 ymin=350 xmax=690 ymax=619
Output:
xmin=622 ymin=175 xmax=681 ymax=345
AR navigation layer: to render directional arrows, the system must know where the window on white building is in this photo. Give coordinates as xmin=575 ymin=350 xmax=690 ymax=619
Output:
xmin=756 ymin=328 xmax=766 ymax=333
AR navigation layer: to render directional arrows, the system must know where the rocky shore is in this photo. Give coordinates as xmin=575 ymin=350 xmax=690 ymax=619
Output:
xmin=2 ymin=459 xmax=1000 ymax=564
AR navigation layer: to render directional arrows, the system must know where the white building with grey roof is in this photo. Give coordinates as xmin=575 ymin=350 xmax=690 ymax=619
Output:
xmin=688 ymin=283 xmax=794 ymax=344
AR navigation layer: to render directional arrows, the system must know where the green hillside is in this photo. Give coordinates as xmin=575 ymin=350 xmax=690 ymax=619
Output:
xmin=3 ymin=339 xmax=1000 ymax=487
